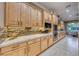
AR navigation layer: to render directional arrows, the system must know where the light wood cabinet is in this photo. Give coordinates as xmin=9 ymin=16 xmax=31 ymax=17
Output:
xmin=21 ymin=3 xmax=31 ymax=27
xmin=12 ymin=47 xmax=26 ymax=56
xmin=12 ymin=42 xmax=27 ymax=56
xmin=1 ymin=50 xmax=13 ymax=56
xmin=27 ymin=39 xmax=41 ymax=56
xmin=0 ymin=3 xmax=4 ymax=27
xmin=5 ymin=3 xmax=44 ymax=29
xmin=1 ymin=47 xmax=26 ymax=56
xmin=43 ymin=11 xmax=52 ymax=27
xmin=41 ymin=36 xmax=48 ymax=51
xmin=43 ymin=11 xmax=48 ymax=21
xmin=5 ymin=3 xmax=21 ymax=27
xmin=31 ymin=7 xmax=38 ymax=27
xmin=0 ymin=42 xmax=27 ymax=56
xmin=53 ymin=15 xmax=58 ymax=25
xmin=0 ymin=45 xmax=13 ymax=54
xmin=0 ymin=34 xmax=54 ymax=56
xmin=37 ymin=10 xmax=42 ymax=27
xmin=48 ymin=35 xmax=53 ymax=46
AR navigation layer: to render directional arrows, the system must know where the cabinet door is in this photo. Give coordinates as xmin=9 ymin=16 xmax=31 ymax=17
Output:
xmin=28 ymin=40 xmax=40 ymax=56
xmin=12 ymin=47 xmax=26 ymax=56
xmin=0 ymin=45 xmax=13 ymax=54
xmin=1 ymin=51 xmax=13 ymax=56
xmin=0 ymin=3 xmax=4 ymax=27
xmin=31 ymin=7 xmax=37 ymax=27
xmin=12 ymin=42 xmax=27 ymax=56
xmin=2 ymin=47 xmax=26 ymax=56
xmin=6 ymin=3 xmax=20 ymax=27
xmin=37 ymin=10 xmax=42 ymax=27
xmin=53 ymin=15 xmax=58 ymax=25
xmin=48 ymin=35 xmax=53 ymax=46
xmin=21 ymin=3 xmax=31 ymax=27
xmin=41 ymin=37 xmax=48 ymax=51
xmin=1 ymin=42 xmax=27 ymax=56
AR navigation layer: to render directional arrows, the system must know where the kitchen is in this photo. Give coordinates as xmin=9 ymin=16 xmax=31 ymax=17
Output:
xmin=0 ymin=2 xmax=67 ymax=56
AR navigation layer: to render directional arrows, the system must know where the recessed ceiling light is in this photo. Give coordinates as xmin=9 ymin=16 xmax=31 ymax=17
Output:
xmin=69 ymin=15 xmax=72 ymax=17
xmin=66 ymin=9 xmax=69 ymax=12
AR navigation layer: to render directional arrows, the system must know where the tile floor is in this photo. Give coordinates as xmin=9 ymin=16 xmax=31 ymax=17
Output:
xmin=39 ymin=35 xmax=79 ymax=56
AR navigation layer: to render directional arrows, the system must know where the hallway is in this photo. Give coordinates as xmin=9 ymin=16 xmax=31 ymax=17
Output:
xmin=40 ymin=35 xmax=78 ymax=56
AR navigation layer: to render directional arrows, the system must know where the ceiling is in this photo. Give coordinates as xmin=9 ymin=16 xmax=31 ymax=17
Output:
xmin=35 ymin=2 xmax=79 ymax=21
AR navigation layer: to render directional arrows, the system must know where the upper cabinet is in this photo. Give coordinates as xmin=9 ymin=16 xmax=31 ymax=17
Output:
xmin=53 ymin=15 xmax=58 ymax=25
xmin=21 ymin=3 xmax=31 ymax=27
xmin=60 ymin=21 xmax=65 ymax=29
xmin=43 ymin=11 xmax=52 ymax=24
xmin=5 ymin=3 xmax=21 ymax=27
xmin=37 ymin=9 xmax=43 ymax=27
xmin=31 ymin=7 xmax=37 ymax=27
xmin=0 ymin=3 xmax=4 ymax=28
xmin=5 ymin=2 xmax=43 ymax=30
xmin=31 ymin=6 xmax=43 ymax=28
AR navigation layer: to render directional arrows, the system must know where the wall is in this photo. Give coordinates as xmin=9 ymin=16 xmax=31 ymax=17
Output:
xmin=0 ymin=3 xmax=4 ymax=28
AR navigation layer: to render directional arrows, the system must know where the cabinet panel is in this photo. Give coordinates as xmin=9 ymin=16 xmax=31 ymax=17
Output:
xmin=31 ymin=7 xmax=37 ymax=27
xmin=21 ymin=3 xmax=31 ymax=27
xmin=53 ymin=15 xmax=58 ymax=25
xmin=6 ymin=3 xmax=20 ymax=27
xmin=12 ymin=47 xmax=26 ymax=56
xmin=0 ymin=42 xmax=27 ymax=56
xmin=1 ymin=47 xmax=26 ymax=56
xmin=28 ymin=39 xmax=40 ymax=56
xmin=48 ymin=35 xmax=53 ymax=46
xmin=1 ymin=45 xmax=13 ymax=53
xmin=41 ymin=37 xmax=48 ymax=51
xmin=37 ymin=10 xmax=42 ymax=27
xmin=0 ymin=3 xmax=4 ymax=27
xmin=1 ymin=51 xmax=13 ymax=56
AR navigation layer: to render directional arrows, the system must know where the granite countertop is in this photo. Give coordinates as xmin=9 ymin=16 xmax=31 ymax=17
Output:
xmin=0 ymin=32 xmax=52 ymax=48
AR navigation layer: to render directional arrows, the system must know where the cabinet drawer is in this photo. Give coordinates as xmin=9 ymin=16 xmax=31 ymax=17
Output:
xmin=12 ymin=44 xmax=20 ymax=50
xmin=48 ymin=36 xmax=53 ymax=46
xmin=0 ymin=45 xmax=13 ymax=53
xmin=1 ymin=51 xmax=13 ymax=56
xmin=1 ymin=47 xmax=26 ymax=56
xmin=28 ymin=39 xmax=40 ymax=44
xmin=12 ymin=42 xmax=27 ymax=50
xmin=0 ymin=42 xmax=27 ymax=55
xmin=28 ymin=42 xmax=40 ymax=56
xmin=19 ymin=42 xmax=27 ymax=48
xmin=41 ymin=38 xmax=48 ymax=51
xmin=12 ymin=47 xmax=26 ymax=56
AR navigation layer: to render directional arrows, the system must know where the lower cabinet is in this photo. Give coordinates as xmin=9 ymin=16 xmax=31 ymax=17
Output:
xmin=12 ymin=47 xmax=26 ymax=56
xmin=48 ymin=35 xmax=53 ymax=46
xmin=41 ymin=36 xmax=48 ymax=51
xmin=2 ymin=47 xmax=26 ymax=56
xmin=1 ymin=51 xmax=13 ymax=56
xmin=27 ymin=39 xmax=41 ymax=56
xmin=0 ymin=34 xmax=54 ymax=56
xmin=0 ymin=42 xmax=27 ymax=56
